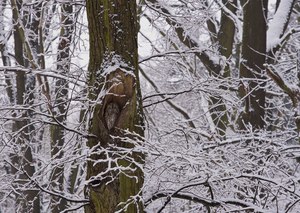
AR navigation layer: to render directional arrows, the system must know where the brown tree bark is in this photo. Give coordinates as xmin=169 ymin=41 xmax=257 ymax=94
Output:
xmin=85 ymin=0 xmax=144 ymax=212
xmin=50 ymin=2 xmax=74 ymax=212
xmin=239 ymin=0 xmax=268 ymax=130
xmin=10 ymin=0 xmax=41 ymax=212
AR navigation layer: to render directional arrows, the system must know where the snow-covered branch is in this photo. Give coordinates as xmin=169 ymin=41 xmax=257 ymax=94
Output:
xmin=267 ymin=0 xmax=296 ymax=52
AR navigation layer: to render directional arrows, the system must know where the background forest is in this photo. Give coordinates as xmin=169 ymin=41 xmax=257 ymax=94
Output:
xmin=0 ymin=0 xmax=300 ymax=212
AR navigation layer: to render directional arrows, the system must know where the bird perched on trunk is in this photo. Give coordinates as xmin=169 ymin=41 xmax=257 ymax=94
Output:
xmin=104 ymin=102 xmax=120 ymax=130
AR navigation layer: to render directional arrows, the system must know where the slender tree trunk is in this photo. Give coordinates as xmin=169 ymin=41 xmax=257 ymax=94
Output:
xmin=239 ymin=0 xmax=268 ymax=130
xmin=85 ymin=1 xmax=144 ymax=212
xmin=205 ymin=0 xmax=237 ymax=137
xmin=0 ymin=0 xmax=14 ymax=103
xmin=50 ymin=2 xmax=74 ymax=212
xmin=218 ymin=0 xmax=237 ymax=77
xmin=10 ymin=0 xmax=41 ymax=212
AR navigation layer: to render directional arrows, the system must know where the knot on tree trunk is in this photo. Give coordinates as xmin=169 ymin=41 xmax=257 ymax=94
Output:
xmin=100 ymin=68 xmax=136 ymax=130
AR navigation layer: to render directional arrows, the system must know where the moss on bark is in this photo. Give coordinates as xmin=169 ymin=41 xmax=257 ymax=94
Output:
xmin=85 ymin=1 xmax=144 ymax=212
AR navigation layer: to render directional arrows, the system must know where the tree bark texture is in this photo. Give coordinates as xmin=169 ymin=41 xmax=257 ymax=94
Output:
xmin=50 ymin=2 xmax=73 ymax=212
xmin=206 ymin=0 xmax=237 ymax=137
xmin=85 ymin=0 xmax=144 ymax=212
xmin=218 ymin=0 xmax=237 ymax=77
xmin=239 ymin=0 xmax=268 ymax=130
xmin=10 ymin=0 xmax=41 ymax=212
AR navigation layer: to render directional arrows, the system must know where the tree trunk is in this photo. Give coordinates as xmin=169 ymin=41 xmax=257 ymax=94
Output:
xmin=218 ymin=0 xmax=237 ymax=78
xmin=85 ymin=0 xmax=144 ymax=212
xmin=50 ymin=2 xmax=74 ymax=212
xmin=10 ymin=0 xmax=41 ymax=212
xmin=239 ymin=0 xmax=268 ymax=130
xmin=0 ymin=0 xmax=14 ymax=102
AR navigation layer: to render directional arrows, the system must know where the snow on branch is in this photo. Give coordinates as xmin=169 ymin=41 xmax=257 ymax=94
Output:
xmin=145 ymin=173 xmax=300 ymax=212
xmin=267 ymin=0 xmax=296 ymax=52
xmin=5 ymin=159 xmax=89 ymax=204
xmin=0 ymin=66 xmax=85 ymax=85
xmin=264 ymin=64 xmax=299 ymax=107
xmin=214 ymin=0 xmax=242 ymax=40
xmin=145 ymin=0 xmax=223 ymax=75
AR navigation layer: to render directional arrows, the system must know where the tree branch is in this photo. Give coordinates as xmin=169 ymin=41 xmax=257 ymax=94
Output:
xmin=145 ymin=0 xmax=222 ymax=75
xmin=0 ymin=66 xmax=85 ymax=85
xmin=140 ymin=66 xmax=196 ymax=129
xmin=265 ymin=64 xmax=299 ymax=107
